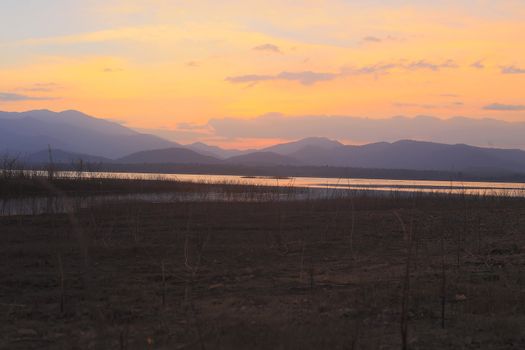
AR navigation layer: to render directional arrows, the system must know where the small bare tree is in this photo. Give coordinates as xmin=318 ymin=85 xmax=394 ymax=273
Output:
xmin=395 ymin=211 xmax=414 ymax=350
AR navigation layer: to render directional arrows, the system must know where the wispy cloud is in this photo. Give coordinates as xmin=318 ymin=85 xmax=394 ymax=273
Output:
xmin=484 ymin=103 xmax=525 ymax=111
xmin=394 ymin=101 xmax=464 ymax=109
xmin=405 ymin=60 xmax=458 ymax=71
xmin=186 ymin=61 xmax=200 ymax=67
xmin=176 ymin=122 xmax=210 ymax=131
xmin=344 ymin=59 xmax=458 ymax=75
xmin=393 ymin=102 xmax=437 ymax=109
xmin=253 ymin=43 xmax=281 ymax=54
xmin=501 ymin=65 xmax=525 ymax=74
xmin=226 ymin=74 xmax=274 ymax=84
xmin=0 ymin=92 xmax=57 ymax=102
xmin=344 ymin=63 xmax=398 ymax=76
xmin=103 ymin=67 xmax=124 ymax=73
xmin=16 ymin=26 xmax=159 ymax=46
xmin=470 ymin=60 xmax=485 ymax=69
xmin=227 ymin=71 xmax=339 ymax=85
xmin=362 ymin=36 xmax=382 ymax=43
xmin=17 ymin=83 xmax=60 ymax=92
xmin=137 ymin=122 xmax=213 ymax=144
xmin=361 ymin=35 xmax=402 ymax=44
xmin=227 ymin=59 xmax=460 ymax=86
xmin=277 ymin=71 xmax=338 ymax=85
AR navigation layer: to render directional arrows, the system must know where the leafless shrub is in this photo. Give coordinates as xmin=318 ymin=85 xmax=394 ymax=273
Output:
xmin=395 ymin=211 xmax=414 ymax=350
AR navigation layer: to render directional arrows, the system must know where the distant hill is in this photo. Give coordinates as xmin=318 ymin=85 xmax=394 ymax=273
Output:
xmin=261 ymin=137 xmax=342 ymax=155
xmin=289 ymin=140 xmax=525 ymax=173
xmin=2 ymin=110 xmax=525 ymax=175
xmin=225 ymin=152 xmax=304 ymax=166
xmin=0 ymin=110 xmax=177 ymax=158
xmin=185 ymin=142 xmax=254 ymax=159
xmin=118 ymin=147 xmax=221 ymax=164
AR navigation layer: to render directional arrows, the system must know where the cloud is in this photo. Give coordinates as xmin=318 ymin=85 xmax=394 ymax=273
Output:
xmin=501 ymin=65 xmax=525 ymax=74
xmin=137 ymin=123 xmax=213 ymax=144
xmin=226 ymin=59 xmax=460 ymax=86
xmin=393 ymin=102 xmax=437 ymax=109
xmin=207 ymin=114 xmax=525 ymax=149
xmin=405 ymin=59 xmax=458 ymax=71
xmin=483 ymin=103 xmax=525 ymax=111
xmin=226 ymin=74 xmax=274 ymax=84
xmin=17 ymin=83 xmax=60 ymax=92
xmin=471 ymin=60 xmax=485 ymax=69
xmin=17 ymin=25 xmax=164 ymax=46
xmin=103 ymin=67 xmax=124 ymax=73
xmin=186 ymin=61 xmax=200 ymax=67
xmin=362 ymin=36 xmax=382 ymax=43
xmin=348 ymin=60 xmax=459 ymax=73
xmin=176 ymin=122 xmax=210 ymax=131
xmin=277 ymin=71 xmax=339 ymax=85
xmin=393 ymin=101 xmax=464 ymax=109
xmin=344 ymin=63 xmax=398 ymax=75
xmin=253 ymin=43 xmax=281 ymax=53
xmin=226 ymin=71 xmax=339 ymax=85
xmin=0 ymin=92 xmax=57 ymax=102
xmin=361 ymin=35 xmax=402 ymax=44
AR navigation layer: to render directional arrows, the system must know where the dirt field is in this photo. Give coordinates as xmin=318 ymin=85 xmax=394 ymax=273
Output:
xmin=1 ymin=192 xmax=525 ymax=349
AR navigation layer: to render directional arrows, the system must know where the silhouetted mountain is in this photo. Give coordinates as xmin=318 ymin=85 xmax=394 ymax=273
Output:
xmin=116 ymin=140 xmax=525 ymax=172
xmin=208 ymin=114 xmax=525 ymax=150
xmin=289 ymin=140 xmax=525 ymax=173
xmin=0 ymin=110 xmax=133 ymax=135
xmin=2 ymin=110 xmax=525 ymax=174
xmin=261 ymin=137 xmax=342 ymax=155
xmin=226 ymin=152 xmax=304 ymax=166
xmin=0 ymin=110 xmax=177 ymax=158
xmin=24 ymin=149 xmax=110 ymax=164
xmin=185 ymin=142 xmax=254 ymax=159
xmin=118 ymin=148 xmax=221 ymax=164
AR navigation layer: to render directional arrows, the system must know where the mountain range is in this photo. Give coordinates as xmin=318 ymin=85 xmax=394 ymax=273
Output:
xmin=2 ymin=109 xmax=525 ymax=174
xmin=0 ymin=110 xmax=175 ymax=158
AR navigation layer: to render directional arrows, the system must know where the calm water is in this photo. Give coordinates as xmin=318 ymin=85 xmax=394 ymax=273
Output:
xmin=1 ymin=171 xmax=524 ymax=216
xmin=63 ymin=171 xmax=525 ymax=197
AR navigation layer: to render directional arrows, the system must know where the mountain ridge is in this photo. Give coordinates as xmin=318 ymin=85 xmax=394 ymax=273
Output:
xmin=3 ymin=109 xmax=525 ymax=174
xmin=0 ymin=110 xmax=178 ymax=158
xmin=118 ymin=147 xmax=221 ymax=165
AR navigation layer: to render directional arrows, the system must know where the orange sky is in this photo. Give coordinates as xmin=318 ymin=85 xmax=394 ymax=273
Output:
xmin=1 ymin=0 xmax=524 ymax=147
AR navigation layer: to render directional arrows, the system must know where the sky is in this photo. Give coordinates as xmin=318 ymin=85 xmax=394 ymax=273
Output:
xmin=1 ymin=0 xmax=524 ymax=148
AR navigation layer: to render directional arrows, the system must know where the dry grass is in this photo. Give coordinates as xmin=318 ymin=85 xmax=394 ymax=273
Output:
xmin=1 ymin=184 xmax=525 ymax=349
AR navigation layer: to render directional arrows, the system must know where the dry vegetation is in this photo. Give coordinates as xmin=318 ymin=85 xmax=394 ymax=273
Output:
xmin=1 ymin=176 xmax=525 ymax=349
xmin=0 ymin=168 xmax=281 ymax=199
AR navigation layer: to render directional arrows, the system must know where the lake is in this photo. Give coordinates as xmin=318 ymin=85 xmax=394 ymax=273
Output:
xmin=63 ymin=171 xmax=525 ymax=197
xmin=1 ymin=171 xmax=524 ymax=216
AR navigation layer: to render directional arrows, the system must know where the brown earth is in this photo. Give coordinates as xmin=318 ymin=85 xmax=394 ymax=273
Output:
xmin=1 ymin=192 xmax=525 ymax=349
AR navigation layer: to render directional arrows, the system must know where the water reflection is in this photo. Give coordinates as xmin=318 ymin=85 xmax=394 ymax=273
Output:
xmin=55 ymin=171 xmax=525 ymax=193
xmin=2 ymin=171 xmax=524 ymax=216
xmin=58 ymin=171 xmax=525 ymax=196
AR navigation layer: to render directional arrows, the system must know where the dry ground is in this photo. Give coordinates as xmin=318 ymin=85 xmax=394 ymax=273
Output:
xmin=1 ymin=193 xmax=525 ymax=349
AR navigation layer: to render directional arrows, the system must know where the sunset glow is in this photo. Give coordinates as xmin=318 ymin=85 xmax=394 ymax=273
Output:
xmin=1 ymin=0 xmax=524 ymax=147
